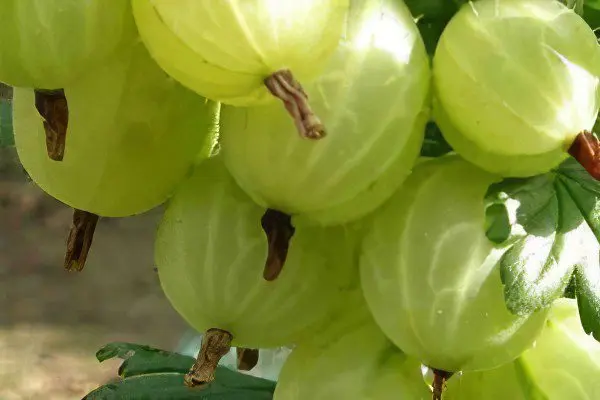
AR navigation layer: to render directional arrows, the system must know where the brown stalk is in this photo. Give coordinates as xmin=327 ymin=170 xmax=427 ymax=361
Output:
xmin=64 ymin=209 xmax=99 ymax=272
xmin=184 ymin=328 xmax=233 ymax=388
xmin=264 ymin=69 xmax=325 ymax=140
xmin=431 ymin=368 xmax=453 ymax=400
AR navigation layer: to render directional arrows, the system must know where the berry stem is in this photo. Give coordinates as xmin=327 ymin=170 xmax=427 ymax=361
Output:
xmin=64 ymin=209 xmax=99 ymax=272
xmin=261 ymin=209 xmax=295 ymax=281
xmin=568 ymin=131 xmax=600 ymax=180
xmin=34 ymin=89 xmax=69 ymax=162
xmin=184 ymin=328 xmax=233 ymax=388
xmin=236 ymin=347 xmax=259 ymax=371
xmin=264 ymin=69 xmax=326 ymax=140
xmin=431 ymin=368 xmax=453 ymax=400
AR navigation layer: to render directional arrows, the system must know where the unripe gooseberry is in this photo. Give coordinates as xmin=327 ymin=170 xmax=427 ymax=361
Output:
xmin=360 ymin=156 xmax=549 ymax=374
xmin=220 ymin=0 xmax=430 ymax=227
xmin=433 ymin=0 xmax=600 ymax=178
xmin=0 ymin=0 xmax=134 ymax=89
xmin=445 ymin=299 xmax=600 ymax=400
xmin=132 ymin=0 xmax=351 ymax=139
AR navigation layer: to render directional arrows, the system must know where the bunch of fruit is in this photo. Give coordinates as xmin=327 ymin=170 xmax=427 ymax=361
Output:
xmin=2 ymin=0 xmax=600 ymax=398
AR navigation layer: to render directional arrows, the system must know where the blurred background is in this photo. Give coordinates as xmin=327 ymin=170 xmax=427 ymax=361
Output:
xmin=0 ymin=142 xmax=190 ymax=399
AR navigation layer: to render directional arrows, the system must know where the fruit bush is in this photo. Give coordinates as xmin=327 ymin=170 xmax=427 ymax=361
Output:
xmin=2 ymin=0 xmax=600 ymax=399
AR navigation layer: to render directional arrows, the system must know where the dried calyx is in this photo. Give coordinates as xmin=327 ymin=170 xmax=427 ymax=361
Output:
xmin=34 ymin=89 xmax=69 ymax=162
xmin=236 ymin=347 xmax=260 ymax=371
xmin=568 ymin=131 xmax=600 ymax=180
xmin=64 ymin=209 xmax=99 ymax=272
xmin=261 ymin=209 xmax=295 ymax=282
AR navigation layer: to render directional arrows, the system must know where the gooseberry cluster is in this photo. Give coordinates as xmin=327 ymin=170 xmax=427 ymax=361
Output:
xmin=3 ymin=0 xmax=600 ymax=398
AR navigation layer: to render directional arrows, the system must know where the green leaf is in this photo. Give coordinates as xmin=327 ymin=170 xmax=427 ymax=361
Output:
xmin=405 ymin=0 xmax=464 ymax=56
xmin=585 ymin=0 xmax=600 ymax=11
xmin=96 ymin=342 xmax=196 ymax=377
xmin=86 ymin=342 xmax=276 ymax=399
xmin=486 ymin=158 xmax=600 ymax=340
xmin=485 ymin=202 xmax=511 ymax=244
xmin=563 ymin=273 xmax=577 ymax=299
xmin=573 ymin=268 xmax=600 ymax=340
xmin=415 ymin=18 xmax=447 ymax=56
xmin=420 ymin=122 xmax=453 ymax=157
xmin=583 ymin=4 xmax=600 ymax=30
xmin=83 ymin=372 xmax=275 ymax=400
xmin=404 ymin=0 xmax=463 ymax=21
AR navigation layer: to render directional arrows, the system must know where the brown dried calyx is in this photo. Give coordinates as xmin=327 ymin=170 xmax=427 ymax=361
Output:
xmin=261 ymin=209 xmax=295 ymax=282
xmin=64 ymin=209 xmax=99 ymax=272
xmin=185 ymin=328 xmax=233 ymax=388
xmin=236 ymin=348 xmax=259 ymax=371
xmin=569 ymin=131 xmax=600 ymax=180
xmin=34 ymin=89 xmax=69 ymax=161
xmin=264 ymin=69 xmax=325 ymax=140
xmin=431 ymin=368 xmax=453 ymax=400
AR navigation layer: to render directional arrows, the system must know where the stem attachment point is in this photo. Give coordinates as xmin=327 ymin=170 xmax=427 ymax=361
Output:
xmin=64 ymin=209 xmax=99 ymax=272
xmin=431 ymin=368 xmax=453 ymax=400
xmin=185 ymin=328 xmax=233 ymax=388
xmin=34 ymin=89 xmax=68 ymax=162
xmin=261 ymin=209 xmax=295 ymax=281
xmin=264 ymin=69 xmax=325 ymax=140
